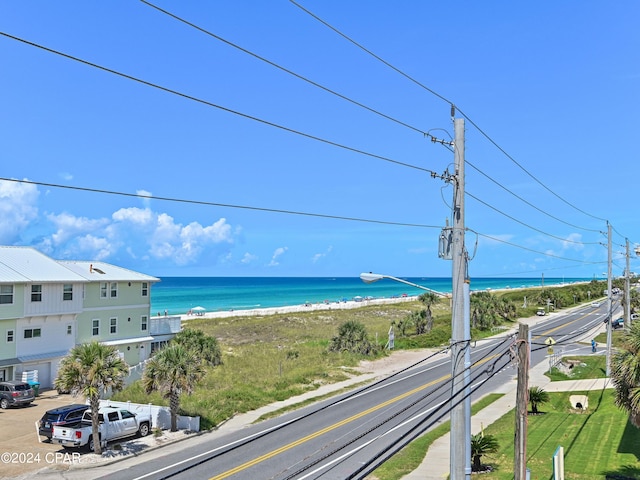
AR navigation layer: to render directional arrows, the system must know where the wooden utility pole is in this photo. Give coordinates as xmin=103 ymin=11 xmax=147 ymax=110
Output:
xmin=514 ymin=323 xmax=529 ymax=479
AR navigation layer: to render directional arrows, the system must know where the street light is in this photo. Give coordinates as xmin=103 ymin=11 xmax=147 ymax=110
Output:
xmin=360 ymin=271 xmax=471 ymax=478
xmin=359 ymin=272 xmax=448 ymax=297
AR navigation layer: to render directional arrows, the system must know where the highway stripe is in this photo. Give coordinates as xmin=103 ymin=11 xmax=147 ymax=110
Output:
xmin=209 ymin=374 xmax=449 ymax=479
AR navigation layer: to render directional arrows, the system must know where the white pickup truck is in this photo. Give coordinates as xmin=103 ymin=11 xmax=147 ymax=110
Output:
xmin=52 ymin=406 xmax=151 ymax=451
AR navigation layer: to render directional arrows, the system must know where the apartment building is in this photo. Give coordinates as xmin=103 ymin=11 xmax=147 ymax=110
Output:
xmin=0 ymin=246 xmax=162 ymax=389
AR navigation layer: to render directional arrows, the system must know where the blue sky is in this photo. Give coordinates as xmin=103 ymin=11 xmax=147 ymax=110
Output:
xmin=1 ymin=1 xmax=639 ymax=279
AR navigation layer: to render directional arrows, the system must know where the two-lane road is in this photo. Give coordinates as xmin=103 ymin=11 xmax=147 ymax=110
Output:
xmin=36 ymin=301 xmax=614 ymax=480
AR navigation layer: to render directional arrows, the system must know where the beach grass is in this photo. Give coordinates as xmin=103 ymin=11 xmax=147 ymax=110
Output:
xmin=112 ymin=282 xmax=604 ymax=431
xmin=114 ymin=300 xmax=439 ymax=428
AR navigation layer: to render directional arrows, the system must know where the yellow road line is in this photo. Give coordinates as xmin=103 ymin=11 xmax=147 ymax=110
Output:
xmin=211 ymin=351 xmax=504 ymax=479
xmin=532 ymin=310 xmax=593 ymax=341
xmin=209 ymin=373 xmax=449 ymax=479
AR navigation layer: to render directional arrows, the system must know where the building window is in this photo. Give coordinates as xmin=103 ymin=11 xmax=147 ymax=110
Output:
xmin=141 ymin=315 xmax=148 ymax=331
xmin=7 ymin=330 xmax=14 ymax=343
xmin=0 ymin=285 xmax=13 ymax=304
xmin=24 ymin=328 xmax=42 ymax=339
xmin=109 ymin=317 xmax=117 ymax=334
xmin=100 ymin=283 xmax=108 ymax=299
xmin=63 ymin=284 xmax=73 ymax=301
xmin=92 ymin=319 xmax=100 ymax=336
xmin=66 ymin=324 xmax=72 ymax=335
xmin=31 ymin=285 xmax=42 ymax=302
xmin=141 ymin=282 xmax=148 ymax=297
xmin=110 ymin=282 xmax=118 ymax=298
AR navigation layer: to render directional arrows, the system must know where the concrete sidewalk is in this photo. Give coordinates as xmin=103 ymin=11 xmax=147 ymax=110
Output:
xmin=403 ymin=347 xmax=613 ymax=479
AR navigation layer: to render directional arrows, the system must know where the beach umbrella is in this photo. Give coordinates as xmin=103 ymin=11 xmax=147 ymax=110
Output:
xmin=192 ymin=306 xmax=206 ymax=315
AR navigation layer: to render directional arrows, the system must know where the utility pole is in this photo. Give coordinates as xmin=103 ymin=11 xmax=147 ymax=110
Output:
xmin=514 ymin=323 xmax=529 ymax=480
xmin=626 ymin=239 xmax=631 ymax=327
xmin=450 ymin=115 xmax=471 ymax=479
xmin=606 ymin=222 xmax=612 ymax=377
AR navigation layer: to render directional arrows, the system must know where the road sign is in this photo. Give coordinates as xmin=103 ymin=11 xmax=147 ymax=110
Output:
xmin=545 ymin=337 xmax=556 ymax=345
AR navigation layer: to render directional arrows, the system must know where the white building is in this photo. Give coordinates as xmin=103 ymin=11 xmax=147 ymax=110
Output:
xmin=0 ymin=246 xmax=175 ymax=390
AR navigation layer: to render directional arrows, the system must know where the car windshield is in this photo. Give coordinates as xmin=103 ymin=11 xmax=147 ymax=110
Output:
xmin=13 ymin=384 xmax=29 ymax=391
xmin=43 ymin=413 xmax=60 ymax=422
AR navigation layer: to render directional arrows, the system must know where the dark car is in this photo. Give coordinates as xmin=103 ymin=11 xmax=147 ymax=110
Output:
xmin=39 ymin=404 xmax=89 ymax=440
xmin=0 ymin=380 xmax=35 ymax=409
xmin=612 ymin=317 xmax=624 ymax=329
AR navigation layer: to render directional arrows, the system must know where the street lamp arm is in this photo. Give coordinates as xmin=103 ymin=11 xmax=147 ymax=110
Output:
xmin=359 ymin=273 xmax=448 ymax=297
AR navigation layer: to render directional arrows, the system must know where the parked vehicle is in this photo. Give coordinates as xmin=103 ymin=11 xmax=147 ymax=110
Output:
xmin=0 ymin=381 xmax=35 ymax=409
xmin=612 ymin=317 xmax=624 ymax=329
xmin=536 ymin=308 xmax=546 ymax=316
xmin=39 ymin=404 xmax=89 ymax=440
xmin=51 ymin=406 xmax=151 ymax=451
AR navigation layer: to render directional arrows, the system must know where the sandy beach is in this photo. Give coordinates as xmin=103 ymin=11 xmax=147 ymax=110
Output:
xmin=180 ymin=295 xmax=421 ymax=320
xmin=177 ymin=280 xmax=588 ymax=322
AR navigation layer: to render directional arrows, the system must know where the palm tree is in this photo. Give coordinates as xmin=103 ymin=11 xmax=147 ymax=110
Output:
xmin=328 ymin=320 xmax=376 ymax=355
xmin=610 ymin=321 xmax=640 ymax=427
xmin=470 ymin=432 xmax=499 ymax=472
xmin=528 ymin=386 xmax=550 ymax=414
xmin=142 ymin=344 xmax=205 ymax=432
xmin=172 ymin=329 xmax=222 ymax=366
xmin=411 ymin=309 xmax=428 ymax=335
xmin=470 ymin=291 xmax=495 ymax=330
xmin=418 ymin=292 xmax=441 ymax=333
xmin=55 ymin=342 xmax=129 ymax=454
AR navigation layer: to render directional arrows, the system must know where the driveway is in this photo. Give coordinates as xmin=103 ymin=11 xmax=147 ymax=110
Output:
xmin=0 ymin=388 xmax=86 ymax=478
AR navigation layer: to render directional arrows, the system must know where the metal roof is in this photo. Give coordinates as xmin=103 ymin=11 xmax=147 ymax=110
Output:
xmin=0 ymin=246 xmax=158 ymax=284
xmin=0 ymin=246 xmax=87 ymax=283
xmin=59 ymin=261 xmax=159 ymax=283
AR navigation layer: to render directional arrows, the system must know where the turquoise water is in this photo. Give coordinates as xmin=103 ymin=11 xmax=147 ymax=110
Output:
xmin=150 ymin=277 xmax=589 ymax=316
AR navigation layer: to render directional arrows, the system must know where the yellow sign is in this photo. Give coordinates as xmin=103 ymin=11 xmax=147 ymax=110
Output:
xmin=545 ymin=337 xmax=556 ymax=345
xmin=547 ymin=346 xmax=554 ymax=355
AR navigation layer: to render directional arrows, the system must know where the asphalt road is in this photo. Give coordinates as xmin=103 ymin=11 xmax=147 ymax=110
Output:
xmin=29 ymin=300 xmax=615 ymax=480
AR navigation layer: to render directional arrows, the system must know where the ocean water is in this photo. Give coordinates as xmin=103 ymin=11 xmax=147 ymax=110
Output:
xmin=150 ymin=277 xmax=589 ymax=316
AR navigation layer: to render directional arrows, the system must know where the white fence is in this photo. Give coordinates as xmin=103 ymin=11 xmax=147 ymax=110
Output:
xmin=97 ymin=399 xmax=200 ymax=432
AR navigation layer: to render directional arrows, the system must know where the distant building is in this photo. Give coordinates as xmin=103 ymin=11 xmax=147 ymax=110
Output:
xmin=0 ymin=246 xmax=175 ymax=389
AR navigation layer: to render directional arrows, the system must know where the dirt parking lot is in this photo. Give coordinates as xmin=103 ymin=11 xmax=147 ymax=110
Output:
xmin=0 ymin=388 xmax=84 ymax=478
xmin=0 ymin=388 xmax=193 ymax=479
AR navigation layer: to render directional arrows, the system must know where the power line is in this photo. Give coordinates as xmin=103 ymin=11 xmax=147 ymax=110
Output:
xmin=149 ymin=0 xmax=595 ymax=240
xmin=140 ymin=0 xmax=441 ymax=141
xmin=0 ymin=177 xmax=443 ymax=229
xmin=472 ymin=230 xmax=607 ymax=264
xmin=466 ymin=191 xmax=600 ymax=246
xmin=289 ymin=1 xmax=609 ymax=225
xmin=465 ymin=159 xmax=600 ymax=233
xmin=0 ymin=31 xmax=437 ymax=176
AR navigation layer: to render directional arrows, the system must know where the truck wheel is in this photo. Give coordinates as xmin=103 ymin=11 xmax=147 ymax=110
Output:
xmin=88 ymin=435 xmax=101 ymax=453
xmin=138 ymin=422 xmax=150 ymax=437
xmin=0 ymin=398 xmax=9 ymax=409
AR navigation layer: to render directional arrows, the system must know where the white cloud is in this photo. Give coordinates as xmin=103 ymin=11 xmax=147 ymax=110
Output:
xmin=561 ymin=233 xmax=584 ymax=251
xmin=0 ymin=179 xmax=39 ymax=244
xmin=241 ymin=252 xmax=258 ymax=264
xmin=0 ymin=181 xmax=243 ymax=270
xmin=268 ymin=247 xmax=288 ymax=267
xmin=47 ymin=212 xmax=111 ymax=246
xmin=136 ymin=189 xmax=152 ymax=208
xmin=311 ymin=245 xmax=333 ymax=263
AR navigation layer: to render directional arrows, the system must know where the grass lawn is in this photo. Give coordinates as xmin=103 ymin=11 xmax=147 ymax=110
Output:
xmin=477 ymin=389 xmax=640 ymax=480
xmin=370 ymin=394 xmax=504 ymax=480
xmin=546 ymin=355 xmax=607 ymax=381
